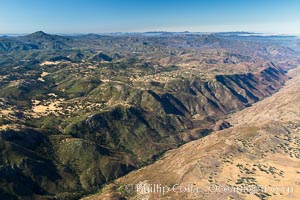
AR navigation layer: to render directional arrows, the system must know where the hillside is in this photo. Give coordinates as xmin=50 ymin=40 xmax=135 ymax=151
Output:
xmin=83 ymin=66 xmax=300 ymax=200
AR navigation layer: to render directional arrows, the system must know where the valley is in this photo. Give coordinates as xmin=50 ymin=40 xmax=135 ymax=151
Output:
xmin=83 ymin=66 xmax=300 ymax=200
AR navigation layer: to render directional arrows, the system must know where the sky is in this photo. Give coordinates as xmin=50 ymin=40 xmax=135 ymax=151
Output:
xmin=1 ymin=0 xmax=300 ymax=35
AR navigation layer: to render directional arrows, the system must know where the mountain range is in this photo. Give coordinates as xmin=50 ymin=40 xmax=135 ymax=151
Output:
xmin=0 ymin=31 xmax=299 ymax=200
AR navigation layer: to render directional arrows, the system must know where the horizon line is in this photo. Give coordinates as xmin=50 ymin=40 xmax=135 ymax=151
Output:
xmin=1 ymin=30 xmax=299 ymax=37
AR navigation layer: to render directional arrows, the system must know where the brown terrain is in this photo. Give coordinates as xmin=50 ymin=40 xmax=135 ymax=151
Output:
xmin=1 ymin=31 xmax=299 ymax=200
xmin=83 ymin=66 xmax=300 ymax=200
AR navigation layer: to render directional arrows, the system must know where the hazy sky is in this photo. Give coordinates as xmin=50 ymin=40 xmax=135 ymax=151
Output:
xmin=1 ymin=0 xmax=300 ymax=35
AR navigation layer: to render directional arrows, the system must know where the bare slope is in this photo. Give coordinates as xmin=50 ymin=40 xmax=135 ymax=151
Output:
xmin=83 ymin=67 xmax=300 ymax=200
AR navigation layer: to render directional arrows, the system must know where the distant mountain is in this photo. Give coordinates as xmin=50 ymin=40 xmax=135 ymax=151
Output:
xmin=216 ymin=31 xmax=258 ymax=36
xmin=74 ymin=33 xmax=104 ymax=40
xmin=16 ymin=31 xmax=72 ymax=50
xmin=0 ymin=37 xmax=38 ymax=52
xmin=89 ymin=52 xmax=112 ymax=62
